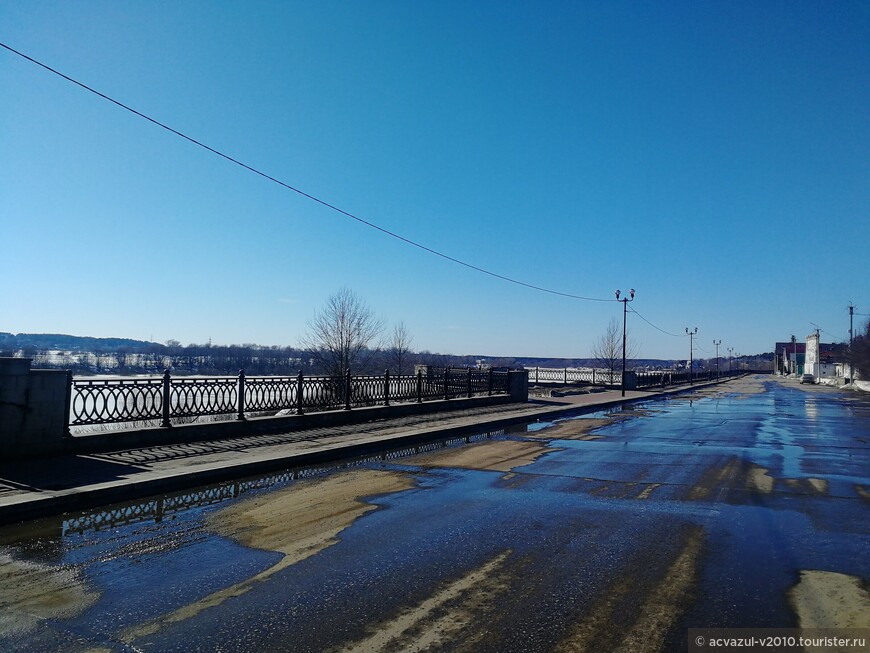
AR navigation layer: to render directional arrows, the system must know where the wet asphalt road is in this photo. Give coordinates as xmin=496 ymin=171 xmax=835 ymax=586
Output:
xmin=1 ymin=376 xmax=868 ymax=652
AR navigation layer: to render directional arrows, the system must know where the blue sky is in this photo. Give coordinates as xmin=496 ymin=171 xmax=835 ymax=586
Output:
xmin=1 ymin=1 xmax=867 ymax=359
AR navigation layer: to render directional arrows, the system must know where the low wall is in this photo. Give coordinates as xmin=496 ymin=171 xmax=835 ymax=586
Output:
xmin=0 ymin=359 xmax=70 ymax=458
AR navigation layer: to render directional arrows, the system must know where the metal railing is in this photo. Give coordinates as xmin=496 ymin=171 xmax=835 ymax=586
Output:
xmin=527 ymin=366 xmax=742 ymax=389
xmin=70 ymin=367 xmax=509 ymax=428
xmin=527 ymin=367 xmax=617 ymax=386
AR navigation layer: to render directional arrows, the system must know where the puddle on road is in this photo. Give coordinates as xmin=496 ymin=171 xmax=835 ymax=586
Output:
xmin=208 ymin=469 xmax=415 ymax=560
xmin=121 ymin=469 xmax=416 ymax=642
xmin=789 ymin=570 xmax=870 ymax=629
xmin=523 ymin=417 xmax=612 ymax=440
xmin=0 ymin=552 xmax=100 ymax=636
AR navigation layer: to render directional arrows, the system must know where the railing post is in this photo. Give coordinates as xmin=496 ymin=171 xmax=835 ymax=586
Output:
xmin=466 ymin=367 xmax=472 ymax=398
xmin=564 ymin=368 xmax=568 ymax=384
xmin=488 ymin=368 xmax=493 ymax=396
xmin=296 ymin=370 xmax=304 ymax=415
xmin=444 ymin=366 xmax=450 ymax=400
xmin=535 ymin=367 xmax=539 ymax=384
xmin=384 ymin=369 xmax=390 ymax=406
xmin=345 ymin=369 xmax=352 ymax=410
xmin=416 ymin=369 xmax=423 ymax=403
xmin=237 ymin=369 xmax=246 ymax=421
xmin=161 ymin=368 xmax=172 ymax=428
xmin=592 ymin=369 xmax=596 ymax=385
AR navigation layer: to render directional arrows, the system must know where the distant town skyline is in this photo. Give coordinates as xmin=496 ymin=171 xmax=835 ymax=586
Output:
xmin=2 ymin=1 xmax=867 ymax=359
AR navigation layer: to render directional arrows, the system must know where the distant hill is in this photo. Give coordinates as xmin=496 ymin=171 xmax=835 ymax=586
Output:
xmin=0 ymin=332 xmax=158 ymax=353
xmin=1 ymin=331 xmax=766 ymax=374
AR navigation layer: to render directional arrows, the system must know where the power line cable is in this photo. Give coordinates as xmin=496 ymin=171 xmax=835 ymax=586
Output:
xmin=627 ymin=306 xmax=684 ymax=337
xmin=0 ymin=41 xmax=615 ymax=303
xmin=821 ymin=329 xmax=846 ymax=343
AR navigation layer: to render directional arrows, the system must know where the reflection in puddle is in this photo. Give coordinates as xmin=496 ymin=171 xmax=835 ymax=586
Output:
xmin=59 ymin=430 xmax=506 ymax=538
xmin=121 ymin=469 xmax=417 ymax=643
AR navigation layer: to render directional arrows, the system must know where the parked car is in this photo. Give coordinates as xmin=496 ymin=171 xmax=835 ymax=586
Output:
xmin=800 ymin=374 xmax=815 ymax=384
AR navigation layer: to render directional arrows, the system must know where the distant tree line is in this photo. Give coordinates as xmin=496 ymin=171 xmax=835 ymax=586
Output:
xmin=846 ymin=319 xmax=870 ymax=380
xmin=1 ymin=336 xmax=771 ymax=377
xmin=1 ymin=342 xmax=522 ymax=377
xmin=1 ymin=329 xmax=517 ymax=376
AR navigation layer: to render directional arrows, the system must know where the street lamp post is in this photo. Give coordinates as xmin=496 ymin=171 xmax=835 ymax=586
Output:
xmin=616 ymin=288 xmax=635 ymax=397
xmin=791 ymin=335 xmax=797 ymax=377
xmin=686 ymin=327 xmax=698 ymax=385
xmin=849 ymin=302 xmax=854 ymax=347
xmin=713 ymin=340 xmax=722 ymax=380
xmin=727 ymin=347 xmax=733 ymax=374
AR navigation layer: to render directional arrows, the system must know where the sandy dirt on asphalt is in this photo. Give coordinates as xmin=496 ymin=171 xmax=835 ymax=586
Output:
xmin=789 ymin=570 xmax=870 ymax=633
xmin=207 ymin=469 xmax=415 ymax=558
xmin=524 ymin=417 xmax=612 ymax=440
xmin=688 ymin=458 xmax=743 ymax=500
xmin=122 ymin=469 xmax=415 ymax=642
xmin=746 ymin=464 xmax=775 ymax=493
xmin=333 ymin=550 xmax=513 ymax=653
xmin=690 ymin=376 xmax=768 ymax=399
xmin=413 ymin=439 xmax=555 ymax=472
xmin=688 ymin=458 xmax=779 ymax=500
xmin=333 ymin=525 xmax=708 ymax=653
xmin=784 ymin=478 xmax=828 ymax=495
xmin=554 ymin=525 xmax=705 ymax=653
xmin=0 ymin=552 xmax=100 ymax=636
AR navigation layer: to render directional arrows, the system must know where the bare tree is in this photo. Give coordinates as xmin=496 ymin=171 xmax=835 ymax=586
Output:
xmin=591 ymin=317 xmax=638 ymax=384
xmin=300 ymin=288 xmax=385 ymax=376
xmin=388 ymin=321 xmax=414 ymax=374
xmin=846 ymin=319 xmax=870 ymax=380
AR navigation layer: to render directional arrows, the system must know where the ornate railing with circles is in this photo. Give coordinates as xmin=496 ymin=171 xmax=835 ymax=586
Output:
xmin=69 ymin=367 xmax=512 ymax=428
xmin=527 ymin=366 xmax=742 ymax=388
xmin=70 ymin=377 xmax=164 ymax=425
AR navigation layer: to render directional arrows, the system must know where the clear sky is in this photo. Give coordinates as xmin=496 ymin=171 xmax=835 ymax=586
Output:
xmin=2 ymin=1 xmax=867 ymax=360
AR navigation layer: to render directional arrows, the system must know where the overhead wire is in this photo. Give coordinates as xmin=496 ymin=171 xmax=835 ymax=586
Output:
xmin=0 ymin=41 xmax=615 ymax=303
xmin=821 ymin=329 xmax=847 ymax=343
xmin=627 ymin=306 xmax=684 ymax=338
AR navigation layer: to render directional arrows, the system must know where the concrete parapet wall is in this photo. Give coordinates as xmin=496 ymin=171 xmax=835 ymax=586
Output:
xmin=507 ymin=369 xmax=529 ymax=401
xmin=0 ymin=359 xmax=70 ymax=458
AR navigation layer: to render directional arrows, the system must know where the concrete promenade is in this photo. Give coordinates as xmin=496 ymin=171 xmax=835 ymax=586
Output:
xmin=0 ymin=378 xmax=741 ymax=525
